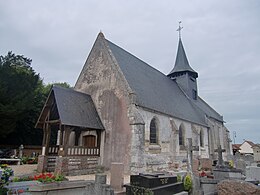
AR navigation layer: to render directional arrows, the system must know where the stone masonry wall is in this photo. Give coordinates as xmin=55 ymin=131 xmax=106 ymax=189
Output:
xmin=137 ymin=106 xmax=209 ymax=172
xmin=74 ymin=33 xmax=133 ymax=172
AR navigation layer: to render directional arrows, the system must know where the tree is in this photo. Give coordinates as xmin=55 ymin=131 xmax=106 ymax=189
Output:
xmin=0 ymin=51 xmax=72 ymax=145
xmin=42 ymin=82 xmax=71 ymax=97
xmin=0 ymin=51 xmax=44 ymax=144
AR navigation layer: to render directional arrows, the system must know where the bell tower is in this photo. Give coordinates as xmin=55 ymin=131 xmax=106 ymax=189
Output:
xmin=167 ymin=21 xmax=198 ymax=100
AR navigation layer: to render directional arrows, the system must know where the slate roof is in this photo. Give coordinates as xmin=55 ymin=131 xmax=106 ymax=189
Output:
xmin=105 ymin=37 xmax=223 ymax=125
xmin=243 ymin=140 xmax=255 ymax=147
xmin=195 ymin=97 xmax=223 ymax=122
xmin=168 ymin=39 xmax=198 ymax=78
xmin=37 ymin=86 xmax=104 ymax=130
xmin=106 ymin=40 xmax=208 ymax=126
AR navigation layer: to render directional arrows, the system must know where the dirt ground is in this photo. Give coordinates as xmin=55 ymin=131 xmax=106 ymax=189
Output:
xmin=10 ymin=164 xmax=38 ymax=177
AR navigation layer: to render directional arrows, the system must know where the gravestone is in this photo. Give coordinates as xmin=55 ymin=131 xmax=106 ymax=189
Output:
xmin=110 ymin=162 xmax=124 ymax=192
xmin=236 ymin=159 xmax=246 ymax=175
xmin=124 ymin=173 xmax=184 ymax=195
xmin=186 ymin=138 xmax=201 ymax=194
xmin=244 ymin=154 xmax=254 ymax=166
xmin=200 ymin=158 xmax=213 ymax=171
xmin=246 ymin=166 xmax=260 ymax=182
xmin=214 ymin=145 xmax=225 ymax=168
xmin=213 ymin=145 xmax=243 ymax=180
xmin=19 ymin=144 xmax=24 ymax=159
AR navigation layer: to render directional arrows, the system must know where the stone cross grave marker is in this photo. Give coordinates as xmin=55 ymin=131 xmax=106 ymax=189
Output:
xmin=214 ymin=145 xmax=226 ymax=167
xmin=187 ymin=138 xmax=199 ymax=172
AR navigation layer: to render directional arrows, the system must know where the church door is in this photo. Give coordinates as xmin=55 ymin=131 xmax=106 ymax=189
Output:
xmin=83 ymin=135 xmax=96 ymax=147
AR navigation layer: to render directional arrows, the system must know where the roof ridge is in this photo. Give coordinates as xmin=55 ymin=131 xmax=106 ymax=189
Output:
xmin=53 ymin=85 xmax=89 ymax=96
xmin=197 ymin=96 xmax=223 ymax=119
xmin=105 ymin=39 xmax=169 ymax=78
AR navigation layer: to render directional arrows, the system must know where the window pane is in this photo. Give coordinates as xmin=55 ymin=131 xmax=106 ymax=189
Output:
xmin=150 ymin=119 xmax=157 ymax=144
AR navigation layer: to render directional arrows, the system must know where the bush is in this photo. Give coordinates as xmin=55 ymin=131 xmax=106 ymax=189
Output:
xmin=0 ymin=165 xmax=14 ymax=193
xmin=21 ymin=157 xmax=38 ymax=164
xmin=177 ymin=174 xmax=182 ymax=182
xmin=183 ymin=173 xmax=192 ymax=192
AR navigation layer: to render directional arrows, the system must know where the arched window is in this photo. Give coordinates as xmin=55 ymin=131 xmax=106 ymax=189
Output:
xmin=200 ymin=130 xmax=204 ymax=147
xmin=150 ymin=118 xmax=158 ymax=144
xmin=179 ymin=124 xmax=185 ymax=146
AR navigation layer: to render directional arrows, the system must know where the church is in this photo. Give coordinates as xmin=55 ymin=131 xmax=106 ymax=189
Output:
xmin=36 ymin=31 xmax=232 ymax=175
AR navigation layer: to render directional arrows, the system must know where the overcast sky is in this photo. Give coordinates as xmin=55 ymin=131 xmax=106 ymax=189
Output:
xmin=0 ymin=0 xmax=259 ymax=144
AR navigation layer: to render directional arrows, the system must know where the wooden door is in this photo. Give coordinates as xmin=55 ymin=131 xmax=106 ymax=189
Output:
xmin=83 ymin=135 xmax=96 ymax=147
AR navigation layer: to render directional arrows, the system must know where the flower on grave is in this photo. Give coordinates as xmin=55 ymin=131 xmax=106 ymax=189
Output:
xmin=33 ymin=173 xmax=65 ymax=183
xmin=1 ymin=167 xmax=14 ymax=183
xmin=0 ymin=165 xmax=14 ymax=194
xmin=200 ymin=170 xmax=207 ymax=177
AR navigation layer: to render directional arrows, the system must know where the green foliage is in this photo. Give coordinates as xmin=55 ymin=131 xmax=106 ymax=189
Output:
xmin=0 ymin=165 xmax=14 ymax=193
xmin=130 ymin=186 xmax=153 ymax=195
xmin=183 ymin=173 xmax=192 ymax=192
xmin=12 ymin=176 xmax=32 ymax=182
xmin=0 ymin=51 xmax=71 ymax=145
xmin=177 ymin=174 xmax=182 ymax=182
xmin=33 ymin=173 xmax=65 ymax=183
xmin=0 ymin=51 xmax=43 ymax=144
xmin=42 ymin=82 xmax=71 ymax=95
xmin=21 ymin=157 xmax=38 ymax=164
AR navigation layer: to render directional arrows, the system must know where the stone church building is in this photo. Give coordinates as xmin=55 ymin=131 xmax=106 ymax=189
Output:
xmin=36 ymin=32 xmax=231 ymax=175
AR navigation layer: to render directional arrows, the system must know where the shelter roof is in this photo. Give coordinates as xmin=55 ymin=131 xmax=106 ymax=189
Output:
xmin=36 ymin=86 xmax=104 ymax=130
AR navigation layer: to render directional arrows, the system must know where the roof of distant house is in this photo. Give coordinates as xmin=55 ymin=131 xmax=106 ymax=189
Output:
xmin=242 ymin=140 xmax=255 ymax=147
xmin=232 ymin=144 xmax=241 ymax=150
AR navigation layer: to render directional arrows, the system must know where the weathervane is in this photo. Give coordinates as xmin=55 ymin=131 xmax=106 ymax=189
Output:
xmin=176 ymin=21 xmax=183 ymax=39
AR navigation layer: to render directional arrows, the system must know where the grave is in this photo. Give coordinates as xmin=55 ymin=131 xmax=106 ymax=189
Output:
xmin=213 ymin=145 xmax=243 ymax=180
xmin=124 ymin=173 xmax=185 ymax=195
xmin=200 ymin=145 xmax=245 ymax=195
xmin=245 ymin=166 xmax=260 ymax=185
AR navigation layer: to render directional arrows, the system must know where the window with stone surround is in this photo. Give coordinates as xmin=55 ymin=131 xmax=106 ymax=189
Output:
xmin=200 ymin=129 xmax=204 ymax=147
xmin=179 ymin=124 xmax=185 ymax=148
xmin=150 ymin=118 xmax=158 ymax=144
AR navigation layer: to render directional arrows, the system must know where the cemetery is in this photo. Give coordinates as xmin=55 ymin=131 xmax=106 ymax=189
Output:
xmin=0 ymin=15 xmax=259 ymax=195
xmin=1 ymin=138 xmax=260 ymax=194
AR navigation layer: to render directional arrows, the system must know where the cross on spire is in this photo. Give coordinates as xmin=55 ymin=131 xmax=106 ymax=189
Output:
xmin=176 ymin=21 xmax=183 ymax=39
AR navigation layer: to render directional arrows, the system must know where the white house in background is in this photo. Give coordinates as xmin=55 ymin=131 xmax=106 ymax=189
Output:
xmin=239 ymin=140 xmax=255 ymax=154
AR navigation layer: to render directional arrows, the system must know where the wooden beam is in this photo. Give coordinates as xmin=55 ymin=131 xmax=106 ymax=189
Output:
xmin=45 ymin=119 xmax=60 ymax=124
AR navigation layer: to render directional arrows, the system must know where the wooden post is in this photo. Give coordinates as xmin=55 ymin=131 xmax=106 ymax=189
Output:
xmin=63 ymin=126 xmax=72 ymax=156
xmin=74 ymin=130 xmax=81 ymax=146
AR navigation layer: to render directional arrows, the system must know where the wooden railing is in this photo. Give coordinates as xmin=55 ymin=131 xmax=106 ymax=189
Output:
xmin=48 ymin=146 xmax=59 ymax=156
xmin=48 ymin=146 xmax=100 ymax=156
xmin=68 ymin=146 xmax=100 ymax=156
